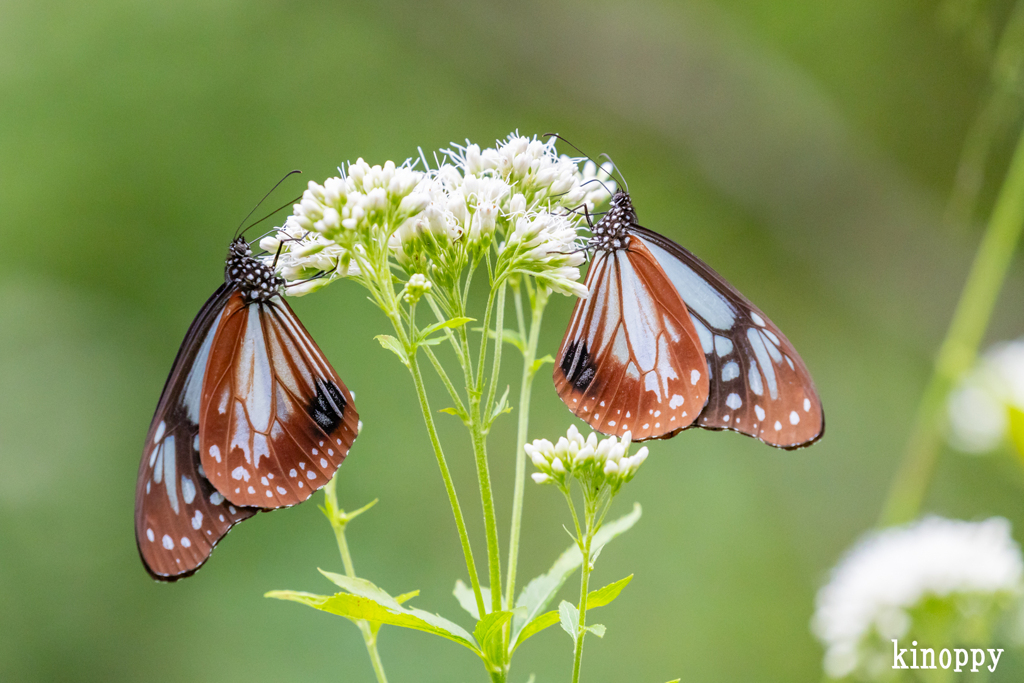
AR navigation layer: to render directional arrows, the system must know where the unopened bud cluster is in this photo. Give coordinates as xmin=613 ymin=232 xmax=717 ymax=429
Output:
xmin=527 ymin=425 xmax=648 ymax=495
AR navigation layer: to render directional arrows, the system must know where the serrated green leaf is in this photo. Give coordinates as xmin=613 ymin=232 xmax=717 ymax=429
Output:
xmin=488 ymin=385 xmax=512 ymax=424
xmin=474 ymin=610 xmax=516 ymax=668
xmin=374 ymin=334 xmax=409 ymax=366
xmin=558 ymin=601 xmax=579 ymax=643
xmin=511 ymin=503 xmax=641 ymax=645
xmin=585 ymin=623 xmax=606 ymax=638
xmin=453 ymin=579 xmax=481 ymax=620
xmin=420 ymin=316 xmax=474 ymax=341
xmin=484 ymin=327 xmax=526 ymax=353
xmin=266 ymin=581 xmax=480 ymax=655
xmin=529 ymin=354 xmax=555 ymax=375
xmin=586 ymin=575 xmax=632 ymax=609
xmin=511 ymin=575 xmax=633 ymax=654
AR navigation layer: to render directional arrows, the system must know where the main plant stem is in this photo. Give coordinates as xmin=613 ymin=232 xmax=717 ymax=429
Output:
xmin=572 ymin=501 xmax=597 ymax=683
xmin=323 ymin=479 xmax=388 ymax=683
xmin=880 ymin=121 xmax=1024 ymax=526
xmin=505 ymin=284 xmax=548 ymax=607
xmin=460 ymin=284 xmax=503 ymax=613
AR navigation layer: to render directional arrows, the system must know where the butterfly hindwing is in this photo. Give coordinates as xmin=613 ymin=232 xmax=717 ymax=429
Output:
xmin=554 ymin=238 xmax=710 ymax=441
xmin=198 ymin=292 xmax=359 ymax=508
xmin=634 ymin=227 xmax=824 ymax=448
xmin=135 ymin=285 xmax=256 ymax=581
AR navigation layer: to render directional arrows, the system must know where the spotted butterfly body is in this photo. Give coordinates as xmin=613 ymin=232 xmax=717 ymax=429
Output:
xmin=554 ymin=191 xmax=823 ymax=448
xmin=135 ymin=238 xmax=358 ymax=580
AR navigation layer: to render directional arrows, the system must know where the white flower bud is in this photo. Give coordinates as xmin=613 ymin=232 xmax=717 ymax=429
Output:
xmin=551 ymin=457 xmax=566 ymax=474
xmin=531 ymin=473 xmax=550 ymax=484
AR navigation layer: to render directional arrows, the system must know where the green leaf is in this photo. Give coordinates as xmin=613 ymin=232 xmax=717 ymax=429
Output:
xmin=266 ymin=578 xmax=480 ymax=655
xmin=585 ymin=623 xmax=606 ymax=638
xmin=453 ymin=579 xmax=480 ymax=620
xmin=374 ymin=334 xmax=409 ymax=366
xmin=484 ymin=327 xmax=525 ymax=353
xmin=511 ymin=575 xmax=633 ymax=654
xmin=558 ymin=601 xmax=579 ymax=643
xmin=418 ymin=335 xmax=447 ymax=346
xmin=529 ymin=354 xmax=555 ymax=376
xmin=586 ymin=575 xmax=633 ymax=609
xmin=488 ymin=385 xmax=513 ymax=424
xmin=474 ymin=610 xmax=516 ymax=668
xmin=419 ymin=316 xmax=474 ymax=342
xmin=511 ymin=503 xmax=641 ymax=644
xmin=439 ymin=406 xmax=467 ymax=420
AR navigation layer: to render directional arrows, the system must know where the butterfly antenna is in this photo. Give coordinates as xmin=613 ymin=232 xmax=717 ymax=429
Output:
xmin=234 ymin=170 xmax=302 ymax=240
xmin=241 ymin=193 xmax=303 ymax=243
xmin=598 ymin=153 xmax=628 ymax=193
xmin=580 ymin=176 xmax=616 ymax=198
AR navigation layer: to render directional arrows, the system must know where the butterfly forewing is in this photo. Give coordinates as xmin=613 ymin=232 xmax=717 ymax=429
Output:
xmin=136 ymin=285 xmax=257 ymax=580
xmin=633 ymin=227 xmax=824 ymax=448
xmin=199 ymin=292 xmax=358 ymax=508
xmin=554 ymin=238 xmax=709 ymax=441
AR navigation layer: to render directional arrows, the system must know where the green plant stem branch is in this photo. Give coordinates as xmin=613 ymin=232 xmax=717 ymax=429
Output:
xmin=504 ymin=283 xmax=548 ymax=607
xmin=322 ymin=479 xmax=388 ymax=683
xmin=571 ymin=499 xmax=597 ymax=683
xmin=484 ymin=282 xmax=506 ymax=420
xmin=880 ymin=120 xmax=1024 ymax=526
xmin=447 ymin=282 xmax=504 ymax=615
xmin=407 ymin=350 xmax=487 ymax=618
xmin=361 ymin=252 xmax=487 ymax=619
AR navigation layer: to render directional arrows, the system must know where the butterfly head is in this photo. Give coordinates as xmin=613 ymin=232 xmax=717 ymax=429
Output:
xmin=588 ymin=190 xmax=636 ymax=253
xmin=225 ymin=237 xmax=285 ymax=303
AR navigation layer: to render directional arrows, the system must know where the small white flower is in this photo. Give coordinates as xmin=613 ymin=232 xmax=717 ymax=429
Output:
xmin=528 ymin=426 xmax=647 ymax=490
xmin=812 ymin=516 xmax=1024 ymax=678
xmin=947 ymin=338 xmax=1024 ymax=453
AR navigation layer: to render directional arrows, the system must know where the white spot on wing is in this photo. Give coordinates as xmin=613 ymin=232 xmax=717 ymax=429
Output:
xmin=726 ymin=393 xmax=742 ymax=410
xmin=146 ymin=528 xmax=154 ymax=542
xmin=162 ymin=534 xmax=174 ymax=550
xmin=181 ymin=536 xmax=191 ymax=548
xmin=192 ymin=511 xmax=203 ymax=530
xmin=210 ymin=491 xmax=224 ymax=505
xmin=181 ymin=476 xmax=196 ymax=505
xmin=804 ymin=398 xmax=811 ymax=412
xmin=209 ymin=444 xmax=221 ymax=463
xmin=153 ymin=421 xmax=166 ymax=444
xmin=690 ymin=369 xmax=700 ymax=385
xmin=231 ymin=466 xmax=250 ymax=481
xmin=714 ymin=336 xmax=733 ymax=357
xmin=721 ymin=361 xmax=739 ymax=382
xmin=751 ymin=312 xmax=765 ymax=326
xmin=238 ymin=308 xmax=274 ymax=433
xmin=755 ymin=405 xmax=765 ymax=421
xmin=789 ymin=411 xmax=800 ymax=425
xmin=669 ymin=394 xmax=685 ymax=409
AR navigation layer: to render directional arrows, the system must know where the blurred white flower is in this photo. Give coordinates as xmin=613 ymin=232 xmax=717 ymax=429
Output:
xmin=526 ymin=425 xmax=648 ymax=493
xmin=947 ymin=338 xmax=1024 ymax=453
xmin=812 ymin=517 xmax=1024 ymax=679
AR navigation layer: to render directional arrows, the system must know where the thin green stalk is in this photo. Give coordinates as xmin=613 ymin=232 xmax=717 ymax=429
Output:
xmin=407 ymin=353 xmax=487 ymax=618
xmin=879 ymin=121 xmax=1024 ymax=526
xmin=323 ymin=479 xmax=388 ymax=683
xmin=571 ymin=502 xmax=597 ymax=683
xmin=505 ymin=284 xmax=548 ymax=607
xmin=452 ymin=284 xmax=504 ymax=614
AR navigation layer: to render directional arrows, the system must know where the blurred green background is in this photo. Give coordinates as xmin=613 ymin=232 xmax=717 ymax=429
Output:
xmin=4 ymin=0 xmax=1024 ymax=681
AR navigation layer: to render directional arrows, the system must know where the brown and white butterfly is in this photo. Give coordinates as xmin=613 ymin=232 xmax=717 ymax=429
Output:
xmin=135 ymin=237 xmax=359 ymax=581
xmin=554 ymin=190 xmax=823 ymax=448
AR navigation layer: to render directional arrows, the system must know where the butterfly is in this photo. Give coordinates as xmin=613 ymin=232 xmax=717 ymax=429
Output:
xmin=554 ymin=190 xmax=823 ymax=448
xmin=135 ymin=236 xmax=359 ymax=581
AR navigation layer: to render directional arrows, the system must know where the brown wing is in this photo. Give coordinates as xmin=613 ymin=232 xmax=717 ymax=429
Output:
xmin=634 ymin=228 xmax=824 ymax=449
xmin=199 ymin=292 xmax=359 ymax=508
xmin=136 ymin=285 xmax=257 ymax=581
xmin=553 ymin=239 xmax=710 ymax=441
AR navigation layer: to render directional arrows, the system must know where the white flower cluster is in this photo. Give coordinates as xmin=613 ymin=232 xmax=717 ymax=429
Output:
xmin=812 ymin=517 xmax=1024 ymax=679
xmin=947 ymin=338 xmax=1024 ymax=453
xmin=526 ymin=425 xmax=648 ymax=493
xmin=263 ymin=133 xmax=615 ymax=300
xmin=258 ymin=217 xmax=359 ymax=296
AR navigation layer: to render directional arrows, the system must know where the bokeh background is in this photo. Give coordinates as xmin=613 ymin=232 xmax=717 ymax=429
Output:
xmin=4 ymin=0 xmax=1024 ymax=681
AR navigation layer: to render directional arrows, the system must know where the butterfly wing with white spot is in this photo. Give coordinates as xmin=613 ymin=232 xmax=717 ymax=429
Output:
xmin=554 ymin=239 xmax=709 ymax=441
xmin=135 ymin=285 xmax=257 ymax=581
xmin=199 ymin=293 xmax=359 ymax=508
xmin=632 ymin=227 xmax=824 ymax=448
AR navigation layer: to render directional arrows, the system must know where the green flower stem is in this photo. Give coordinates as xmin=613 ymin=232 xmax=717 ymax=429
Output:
xmin=407 ymin=349 xmax=487 ymax=619
xmin=571 ymin=498 xmax=597 ymax=683
xmin=360 ymin=251 xmax=487 ymax=619
xmin=456 ymin=284 xmax=503 ymax=614
xmin=880 ymin=120 xmax=1024 ymax=526
xmin=504 ymin=283 xmax=549 ymax=607
xmin=322 ymin=479 xmax=388 ymax=683
xmin=483 ymin=282 xmax=507 ymax=420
